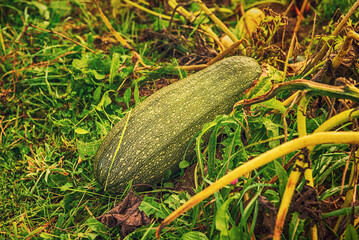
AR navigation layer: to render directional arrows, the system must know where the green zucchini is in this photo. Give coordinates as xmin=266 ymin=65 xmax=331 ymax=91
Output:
xmin=93 ymin=56 xmax=261 ymax=193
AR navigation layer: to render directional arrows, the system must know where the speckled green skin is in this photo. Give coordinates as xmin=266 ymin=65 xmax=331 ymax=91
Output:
xmin=93 ymin=56 xmax=261 ymax=193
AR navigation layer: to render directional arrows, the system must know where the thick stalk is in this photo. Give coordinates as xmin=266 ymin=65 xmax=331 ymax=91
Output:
xmin=156 ymin=132 xmax=359 ymax=238
xmin=274 ymin=95 xmax=318 ymax=240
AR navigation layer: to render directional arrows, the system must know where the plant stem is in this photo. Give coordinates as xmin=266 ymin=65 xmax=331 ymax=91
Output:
xmin=234 ymin=79 xmax=359 ymax=108
xmin=156 ymin=132 xmax=359 ymax=238
xmin=302 ymin=0 xmax=359 ymax=74
xmin=124 ymin=0 xmax=177 ymax=21
xmin=282 ymin=0 xmax=308 ymax=81
xmin=196 ymin=0 xmax=247 ymax=55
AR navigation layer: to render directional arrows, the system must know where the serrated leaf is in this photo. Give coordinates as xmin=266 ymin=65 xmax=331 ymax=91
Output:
xmin=77 ymin=139 xmax=102 ymax=158
xmin=262 ymin=118 xmax=280 ymax=148
xmin=274 ymin=160 xmax=288 ymax=197
xmin=138 ymin=196 xmax=167 ymax=219
xmin=216 ymin=196 xmax=237 ymax=239
xmin=75 ymin=127 xmax=90 ymax=135
xmin=164 ymin=194 xmax=185 ymax=210
xmin=288 ymin=212 xmax=305 ymax=240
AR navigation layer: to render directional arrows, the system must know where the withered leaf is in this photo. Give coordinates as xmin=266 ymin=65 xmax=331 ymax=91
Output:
xmin=255 ymin=195 xmax=278 ymax=239
xmin=96 ymin=190 xmax=150 ymax=236
xmin=291 ymin=185 xmax=322 ymax=222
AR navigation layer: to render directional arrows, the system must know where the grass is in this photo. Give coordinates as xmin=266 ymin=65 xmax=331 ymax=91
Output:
xmin=1 ymin=0 xmax=359 ymax=239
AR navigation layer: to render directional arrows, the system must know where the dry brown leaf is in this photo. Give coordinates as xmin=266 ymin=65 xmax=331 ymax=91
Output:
xmin=96 ymin=191 xmax=150 ymax=236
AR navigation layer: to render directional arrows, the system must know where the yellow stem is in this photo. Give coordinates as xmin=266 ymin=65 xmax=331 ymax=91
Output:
xmin=168 ymin=0 xmax=195 ymax=21
xmin=124 ymin=0 xmax=176 ymax=20
xmin=196 ymin=0 xmax=246 ymax=55
xmin=168 ymin=0 xmax=220 ymax=46
xmin=275 ymin=94 xmax=312 ymax=240
xmin=282 ymin=91 xmax=301 ymax=106
xmin=95 ymin=1 xmax=131 ymax=49
xmin=313 ymin=108 xmax=359 ymax=135
xmin=196 ymin=0 xmax=237 ymax=42
xmin=156 ymin=132 xmax=359 ymax=238
xmin=273 ymin=166 xmax=302 ymax=239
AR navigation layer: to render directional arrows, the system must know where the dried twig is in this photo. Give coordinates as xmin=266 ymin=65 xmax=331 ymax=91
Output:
xmin=302 ymin=0 xmax=359 ymax=74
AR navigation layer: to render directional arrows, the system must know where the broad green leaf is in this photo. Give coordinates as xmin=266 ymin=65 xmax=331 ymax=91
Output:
xmin=30 ymin=1 xmax=50 ymax=20
xmin=72 ymin=58 xmax=88 ymax=69
xmin=274 ymin=160 xmax=288 ymax=197
xmin=138 ymin=196 xmax=167 ymax=219
xmin=345 ymin=224 xmax=359 ymax=240
xmin=96 ymin=90 xmax=113 ymax=111
xmin=124 ymin=88 xmax=131 ymax=108
xmin=60 ymin=182 xmax=73 ymax=191
xmin=262 ymin=98 xmax=286 ymax=113
xmin=109 ymin=52 xmax=120 ymax=84
xmin=181 ymin=231 xmax=208 ymax=240
xmin=93 ymin=86 xmax=102 ymax=104
xmin=75 ymin=127 xmax=90 ymax=135
xmin=262 ymin=118 xmax=280 ymax=148
xmin=89 ymin=70 xmax=105 ymax=80
xmin=228 ymin=226 xmax=241 ymax=240
xmin=119 ymin=66 xmax=134 ymax=80
xmin=85 ymin=218 xmax=107 ymax=233
xmin=164 ymin=194 xmax=186 ymax=210
xmin=50 ymin=1 xmax=71 ymax=17
xmin=179 ymin=160 xmax=190 ymax=169
xmin=215 ymin=196 xmax=236 ymax=239
xmin=77 ymin=140 xmax=102 ymax=158
xmin=288 ymin=212 xmax=305 ymax=240
xmin=134 ymin=82 xmax=140 ymax=106
xmin=245 ymin=64 xmax=283 ymax=99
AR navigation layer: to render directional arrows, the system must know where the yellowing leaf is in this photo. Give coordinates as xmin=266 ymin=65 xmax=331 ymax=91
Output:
xmin=220 ymin=35 xmax=234 ymax=49
xmin=237 ymin=8 xmax=265 ymax=39
xmin=75 ymin=128 xmax=90 ymax=135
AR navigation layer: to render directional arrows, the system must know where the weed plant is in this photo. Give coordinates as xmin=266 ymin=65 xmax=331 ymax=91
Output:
xmin=1 ymin=0 xmax=359 ymax=239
